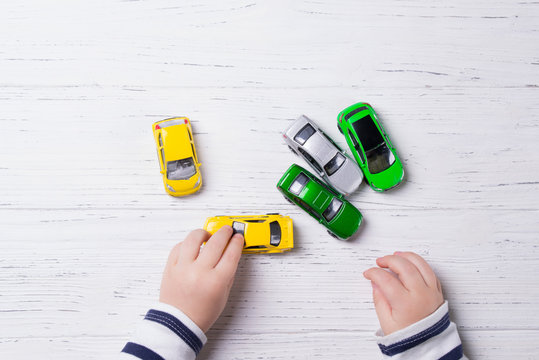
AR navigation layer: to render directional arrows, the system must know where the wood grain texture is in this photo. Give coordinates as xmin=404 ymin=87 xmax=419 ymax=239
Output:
xmin=1 ymin=1 xmax=538 ymax=359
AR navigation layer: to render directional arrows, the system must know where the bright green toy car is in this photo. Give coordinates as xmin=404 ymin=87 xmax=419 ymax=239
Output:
xmin=338 ymin=103 xmax=404 ymax=191
xmin=276 ymin=164 xmax=362 ymax=239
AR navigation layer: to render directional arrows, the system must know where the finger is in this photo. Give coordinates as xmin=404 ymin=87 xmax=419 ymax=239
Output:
xmin=376 ymin=255 xmax=427 ymax=290
xmin=363 ymin=267 xmax=407 ymax=305
xmin=371 ymin=282 xmax=393 ymax=332
xmin=166 ymin=241 xmax=183 ymax=267
xmin=178 ymin=229 xmax=211 ymax=263
xmin=436 ymin=278 xmax=443 ymax=295
xmin=394 ymin=251 xmax=438 ymax=288
xmin=197 ymin=225 xmax=234 ymax=268
xmin=215 ymin=233 xmax=244 ymax=277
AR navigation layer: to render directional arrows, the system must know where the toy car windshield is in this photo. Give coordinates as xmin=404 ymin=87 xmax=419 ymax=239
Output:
xmin=158 ymin=119 xmax=186 ymax=129
xmin=344 ymin=106 xmax=368 ymax=121
xmin=269 ymin=221 xmax=281 ymax=246
xmin=324 ymin=153 xmax=346 ymax=176
xmin=294 ymin=124 xmax=316 ymax=145
xmin=289 ymin=172 xmax=309 ymax=195
xmin=351 ymin=114 xmax=385 ymax=152
xmin=232 ymin=221 xmax=246 ymax=236
xmin=167 ymin=157 xmax=196 ymax=180
xmin=322 ymin=198 xmax=343 ymax=222
xmin=366 ymin=143 xmax=396 ymax=174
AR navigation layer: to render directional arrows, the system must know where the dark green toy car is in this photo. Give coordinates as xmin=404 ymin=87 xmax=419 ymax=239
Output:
xmin=338 ymin=103 xmax=404 ymax=191
xmin=276 ymin=164 xmax=363 ymax=239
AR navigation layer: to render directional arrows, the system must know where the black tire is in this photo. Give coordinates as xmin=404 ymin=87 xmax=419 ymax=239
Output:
xmin=266 ymin=212 xmax=280 ymax=215
xmin=287 ymin=145 xmax=298 ymax=155
xmin=284 ymin=196 xmax=294 ymax=204
xmin=327 ymin=230 xmax=339 ymax=239
xmin=338 ymin=125 xmax=343 ymax=134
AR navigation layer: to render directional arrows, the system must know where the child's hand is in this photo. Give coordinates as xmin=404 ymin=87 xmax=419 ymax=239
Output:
xmin=159 ymin=226 xmax=244 ymax=332
xmin=363 ymin=251 xmax=444 ymax=335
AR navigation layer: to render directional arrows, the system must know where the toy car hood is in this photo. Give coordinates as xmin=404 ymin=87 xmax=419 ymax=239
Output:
xmin=326 ymin=158 xmax=363 ymax=195
xmin=368 ymin=160 xmax=404 ymax=191
xmin=329 ymin=202 xmax=362 ymax=239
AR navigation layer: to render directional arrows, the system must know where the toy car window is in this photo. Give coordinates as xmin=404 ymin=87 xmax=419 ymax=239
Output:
xmin=295 ymin=198 xmax=321 ymax=220
xmin=158 ymin=133 xmax=163 ymax=147
xmin=366 ymin=144 xmax=396 ymax=174
xmin=269 ymin=221 xmax=281 ymax=246
xmin=166 ymin=157 xmax=196 ymax=180
xmin=160 ymin=149 xmax=166 ymax=165
xmin=158 ymin=119 xmax=185 ymax=128
xmin=294 ymin=124 xmax=316 ymax=145
xmin=289 ymin=173 xmax=309 ymax=195
xmin=348 ymin=130 xmax=360 ymax=149
xmin=232 ymin=221 xmax=245 ymax=236
xmin=357 ymin=149 xmax=365 ymax=163
xmin=351 ymin=114 xmax=385 ymax=152
xmin=344 ymin=106 xmax=368 ymax=121
xmin=324 ymin=153 xmax=346 ymax=176
xmin=190 ymin=143 xmax=197 ymax=163
xmin=298 ymin=148 xmax=323 ymax=173
xmin=322 ymin=198 xmax=343 ymax=222
xmin=349 ymin=130 xmax=365 ymax=163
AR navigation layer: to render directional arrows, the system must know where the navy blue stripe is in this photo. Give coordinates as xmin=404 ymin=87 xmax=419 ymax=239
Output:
xmin=378 ymin=312 xmax=451 ymax=356
xmin=144 ymin=309 xmax=203 ymax=355
xmin=122 ymin=342 xmax=164 ymax=360
xmin=439 ymin=344 xmax=464 ymax=360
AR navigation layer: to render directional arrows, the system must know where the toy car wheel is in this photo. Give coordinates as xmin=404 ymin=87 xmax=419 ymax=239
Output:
xmin=337 ymin=125 xmax=343 ymax=134
xmin=266 ymin=212 xmax=280 ymax=215
xmin=327 ymin=230 xmax=339 ymax=239
xmin=284 ymin=196 xmax=294 ymax=204
xmin=287 ymin=145 xmax=298 ymax=155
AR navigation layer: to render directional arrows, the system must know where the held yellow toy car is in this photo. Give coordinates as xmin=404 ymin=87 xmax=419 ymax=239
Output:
xmin=203 ymin=214 xmax=294 ymax=254
xmin=153 ymin=117 xmax=202 ymax=196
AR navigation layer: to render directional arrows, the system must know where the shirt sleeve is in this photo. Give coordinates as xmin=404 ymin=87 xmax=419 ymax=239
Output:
xmin=120 ymin=302 xmax=207 ymax=360
xmin=375 ymin=301 xmax=468 ymax=360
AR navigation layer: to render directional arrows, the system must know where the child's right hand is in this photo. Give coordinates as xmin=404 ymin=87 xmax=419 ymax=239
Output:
xmin=159 ymin=226 xmax=244 ymax=333
xmin=363 ymin=251 xmax=444 ymax=335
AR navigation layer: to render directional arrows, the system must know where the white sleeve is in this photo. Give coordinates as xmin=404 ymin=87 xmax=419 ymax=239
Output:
xmin=120 ymin=302 xmax=207 ymax=360
xmin=376 ymin=301 xmax=468 ymax=360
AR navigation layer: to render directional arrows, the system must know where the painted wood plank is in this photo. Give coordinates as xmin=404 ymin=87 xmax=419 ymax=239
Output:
xmin=1 ymin=0 xmax=538 ymax=359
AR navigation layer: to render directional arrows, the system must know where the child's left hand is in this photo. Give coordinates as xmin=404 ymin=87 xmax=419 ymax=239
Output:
xmin=159 ymin=226 xmax=244 ymax=332
xmin=363 ymin=251 xmax=444 ymax=335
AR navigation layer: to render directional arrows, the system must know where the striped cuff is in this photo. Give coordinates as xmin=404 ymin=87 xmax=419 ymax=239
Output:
xmin=121 ymin=302 xmax=207 ymax=360
xmin=376 ymin=301 xmax=467 ymax=359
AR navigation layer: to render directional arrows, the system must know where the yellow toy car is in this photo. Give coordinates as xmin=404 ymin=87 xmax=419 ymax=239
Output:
xmin=203 ymin=214 xmax=294 ymax=254
xmin=153 ymin=117 xmax=202 ymax=196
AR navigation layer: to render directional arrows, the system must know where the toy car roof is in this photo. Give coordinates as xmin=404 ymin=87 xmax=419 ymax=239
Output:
xmin=159 ymin=124 xmax=193 ymax=160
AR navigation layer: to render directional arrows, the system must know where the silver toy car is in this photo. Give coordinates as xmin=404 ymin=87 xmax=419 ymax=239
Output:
xmin=283 ymin=115 xmax=363 ymax=196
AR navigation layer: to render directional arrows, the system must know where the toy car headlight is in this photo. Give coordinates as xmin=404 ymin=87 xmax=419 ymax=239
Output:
xmin=193 ymin=177 xmax=201 ymax=188
xmin=166 ymin=184 xmax=176 ymax=192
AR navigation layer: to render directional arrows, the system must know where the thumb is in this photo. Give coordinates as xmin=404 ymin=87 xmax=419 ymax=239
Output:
xmin=371 ymin=282 xmax=393 ymax=333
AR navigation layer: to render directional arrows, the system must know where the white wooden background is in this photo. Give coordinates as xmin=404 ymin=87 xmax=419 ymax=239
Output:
xmin=1 ymin=1 xmax=538 ymax=359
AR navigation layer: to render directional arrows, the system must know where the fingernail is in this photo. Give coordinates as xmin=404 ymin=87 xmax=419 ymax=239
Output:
xmin=394 ymin=251 xmax=402 ymax=255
